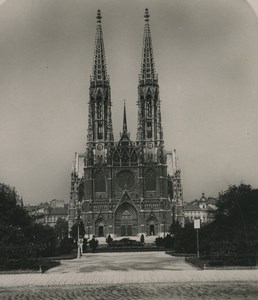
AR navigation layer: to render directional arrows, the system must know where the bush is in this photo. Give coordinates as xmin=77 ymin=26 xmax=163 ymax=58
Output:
xmin=108 ymin=238 xmax=143 ymax=248
xmin=0 ymin=258 xmax=60 ymax=272
xmin=106 ymin=234 xmax=113 ymax=245
xmin=155 ymin=234 xmax=174 ymax=249
xmin=58 ymin=237 xmax=74 ymax=255
xmin=155 ymin=237 xmax=164 ymax=247
xmin=89 ymin=237 xmax=98 ymax=253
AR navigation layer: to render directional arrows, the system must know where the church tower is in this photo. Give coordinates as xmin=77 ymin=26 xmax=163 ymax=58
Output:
xmin=84 ymin=10 xmax=114 ymax=203
xmin=87 ymin=10 xmax=114 ymax=144
xmin=137 ymin=9 xmax=163 ymax=146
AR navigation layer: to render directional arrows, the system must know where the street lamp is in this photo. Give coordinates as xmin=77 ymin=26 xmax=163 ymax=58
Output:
xmin=76 ymin=201 xmax=82 ymax=259
xmin=77 ymin=215 xmax=81 ymax=259
xmin=163 ymin=219 xmax=166 ymax=237
xmin=87 ymin=221 xmax=90 ymax=239
xmin=194 ymin=218 xmax=201 ymax=259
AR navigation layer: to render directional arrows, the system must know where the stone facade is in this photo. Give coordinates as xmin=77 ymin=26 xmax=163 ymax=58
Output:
xmin=69 ymin=9 xmax=184 ymax=238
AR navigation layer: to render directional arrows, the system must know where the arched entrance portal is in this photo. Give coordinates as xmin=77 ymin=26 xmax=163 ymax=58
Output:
xmin=95 ymin=219 xmax=105 ymax=237
xmin=150 ymin=224 xmax=155 ymax=236
xmin=146 ymin=216 xmax=158 ymax=236
xmin=115 ymin=201 xmax=138 ymax=236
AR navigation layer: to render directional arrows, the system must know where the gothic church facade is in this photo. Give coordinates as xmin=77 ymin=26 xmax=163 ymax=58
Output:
xmin=69 ymin=9 xmax=184 ymax=238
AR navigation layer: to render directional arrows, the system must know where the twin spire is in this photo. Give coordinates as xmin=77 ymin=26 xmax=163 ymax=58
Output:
xmin=91 ymin=8 xmax=156 ymax=85
xmin=90 ymin=9 xmax=160 ymax=143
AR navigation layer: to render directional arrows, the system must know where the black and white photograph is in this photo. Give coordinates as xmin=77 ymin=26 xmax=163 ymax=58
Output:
xmin=0 ymin=0 xmax=258 ymax=299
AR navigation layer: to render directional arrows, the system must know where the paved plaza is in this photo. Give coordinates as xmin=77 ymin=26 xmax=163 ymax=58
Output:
xmin=0 ymin=252 xmax=258 ymax=299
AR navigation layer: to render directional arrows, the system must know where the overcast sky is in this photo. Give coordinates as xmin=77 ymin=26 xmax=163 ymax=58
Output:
xmin=0 ymin=0 xmax=258 ymax=204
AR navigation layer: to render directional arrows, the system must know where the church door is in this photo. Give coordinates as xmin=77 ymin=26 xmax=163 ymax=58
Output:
xmin=150 ymin=225 xmax=155 ymax=236
xmin=121 ymin=210 xmax=133 ymax=236
xmin=121 ymin=225 xmax=126 ymax=236
xmin=98 ymin=226 xmax=104 ymax=237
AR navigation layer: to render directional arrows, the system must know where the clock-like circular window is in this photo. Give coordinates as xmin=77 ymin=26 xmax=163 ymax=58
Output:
xmin=116 ymin=170 xmax=135 ymax=190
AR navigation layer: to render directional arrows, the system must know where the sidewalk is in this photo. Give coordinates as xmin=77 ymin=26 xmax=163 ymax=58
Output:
xmin=1 ymin=269 xmax=258 ymax=287
xmin=0 ymin=252 xmax=258 ymax=288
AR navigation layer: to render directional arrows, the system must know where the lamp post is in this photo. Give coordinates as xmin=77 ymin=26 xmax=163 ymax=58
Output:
xmin=194 ymin=219 xmax=201 ymax=259
xmin=87 ymin=221 xmax=90 ymax=239
xmin=163 ymin=219 xmax=166 ymax=237
xmin=76 ymin=200 xmax=82 ymax=259
xmin=77 ymin=215 xmax=81 ymax=259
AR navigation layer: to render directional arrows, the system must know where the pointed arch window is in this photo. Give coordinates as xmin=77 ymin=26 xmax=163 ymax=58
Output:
xmin=147 ymin=95 xmax=152 ymax=117
xmin=147 ymin=122 xmax=152 ymax=138
xmin=113 ymin=151 xmax=120 ymax=166
xmin=95 ymin=172 xmax=106 ymax=192
xmin=145 ymin=169 xmax=156 ymax=191
xmin=98 ymin=123 xmax=103 ymax=139
xmin=97 ymin=97 xmax=102 ymax=119
xmin=121 ymin=150 xmax=129 ymax=166
xmin=130 ymin=151 xmax=138 ymax=165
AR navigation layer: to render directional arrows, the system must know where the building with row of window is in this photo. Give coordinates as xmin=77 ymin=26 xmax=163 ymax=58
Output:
xmin=25 ymin=199 xmax=68 ymax=227
xmin=183 ymin=193 xmax=217 ymax=224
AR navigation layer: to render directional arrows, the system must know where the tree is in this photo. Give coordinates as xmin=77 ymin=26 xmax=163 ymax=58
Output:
xmin=69 ymin=220 xmax=85 ymax=241
xmin=54 ymin=218 xmax=68 ymax=240
xmin=216 ymin=184 xmax=252 ymax=219
xmin=193 ymin=184 xmax=258 ymax=260
xmin=23 ymin=223 xmax=57 ymax=257
xmin=213 ymin=184 xmax=258 ymax=254
xmin=0 ymin=183 xmax=60 ymax=260
xmin=0 ymin=183 xmax=31 ymax=230
xmin=173 ymin=223 xmax=196 ymax=253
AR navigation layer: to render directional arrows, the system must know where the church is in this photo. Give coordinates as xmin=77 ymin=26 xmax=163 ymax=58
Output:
xmin=69 ymin=9 xmax=184 ymax=238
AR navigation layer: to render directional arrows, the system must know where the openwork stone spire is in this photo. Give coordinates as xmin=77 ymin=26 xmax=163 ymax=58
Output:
xmin=91 ymin=10 xmax=109 ymax=84
xmin=123 ymin=101 xmax=127 ymax=133
xmin=137 ymin=9 xmax=163 ymax=143
xmin=87 ymin=10 xmax=114 ymax=144
xmin=139 ymin=8 xmax=157 ymax=83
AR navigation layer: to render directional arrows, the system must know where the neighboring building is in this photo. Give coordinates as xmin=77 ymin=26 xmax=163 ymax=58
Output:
xmin=25 ymin=199 xmax=68 ymax=227
xmin=184 ymin=193 xmax=217 ymax=224
xmin=69 ymin=9 xmax=184 ymax=238
xmin=25 ymin=203 xmax=47 ymax=224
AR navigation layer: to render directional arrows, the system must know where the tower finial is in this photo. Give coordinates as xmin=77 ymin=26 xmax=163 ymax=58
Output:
xmin=123 ymin=100 xmax=127 ymax=133
xmin=144 ymin=8 xmax=150 ymax=21
xmin=97 ymin=10 xmax=102 ymax=23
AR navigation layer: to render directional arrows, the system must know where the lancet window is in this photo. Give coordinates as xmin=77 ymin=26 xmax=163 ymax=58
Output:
xmin=145 ymin=169 xmax=156 ymax=191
